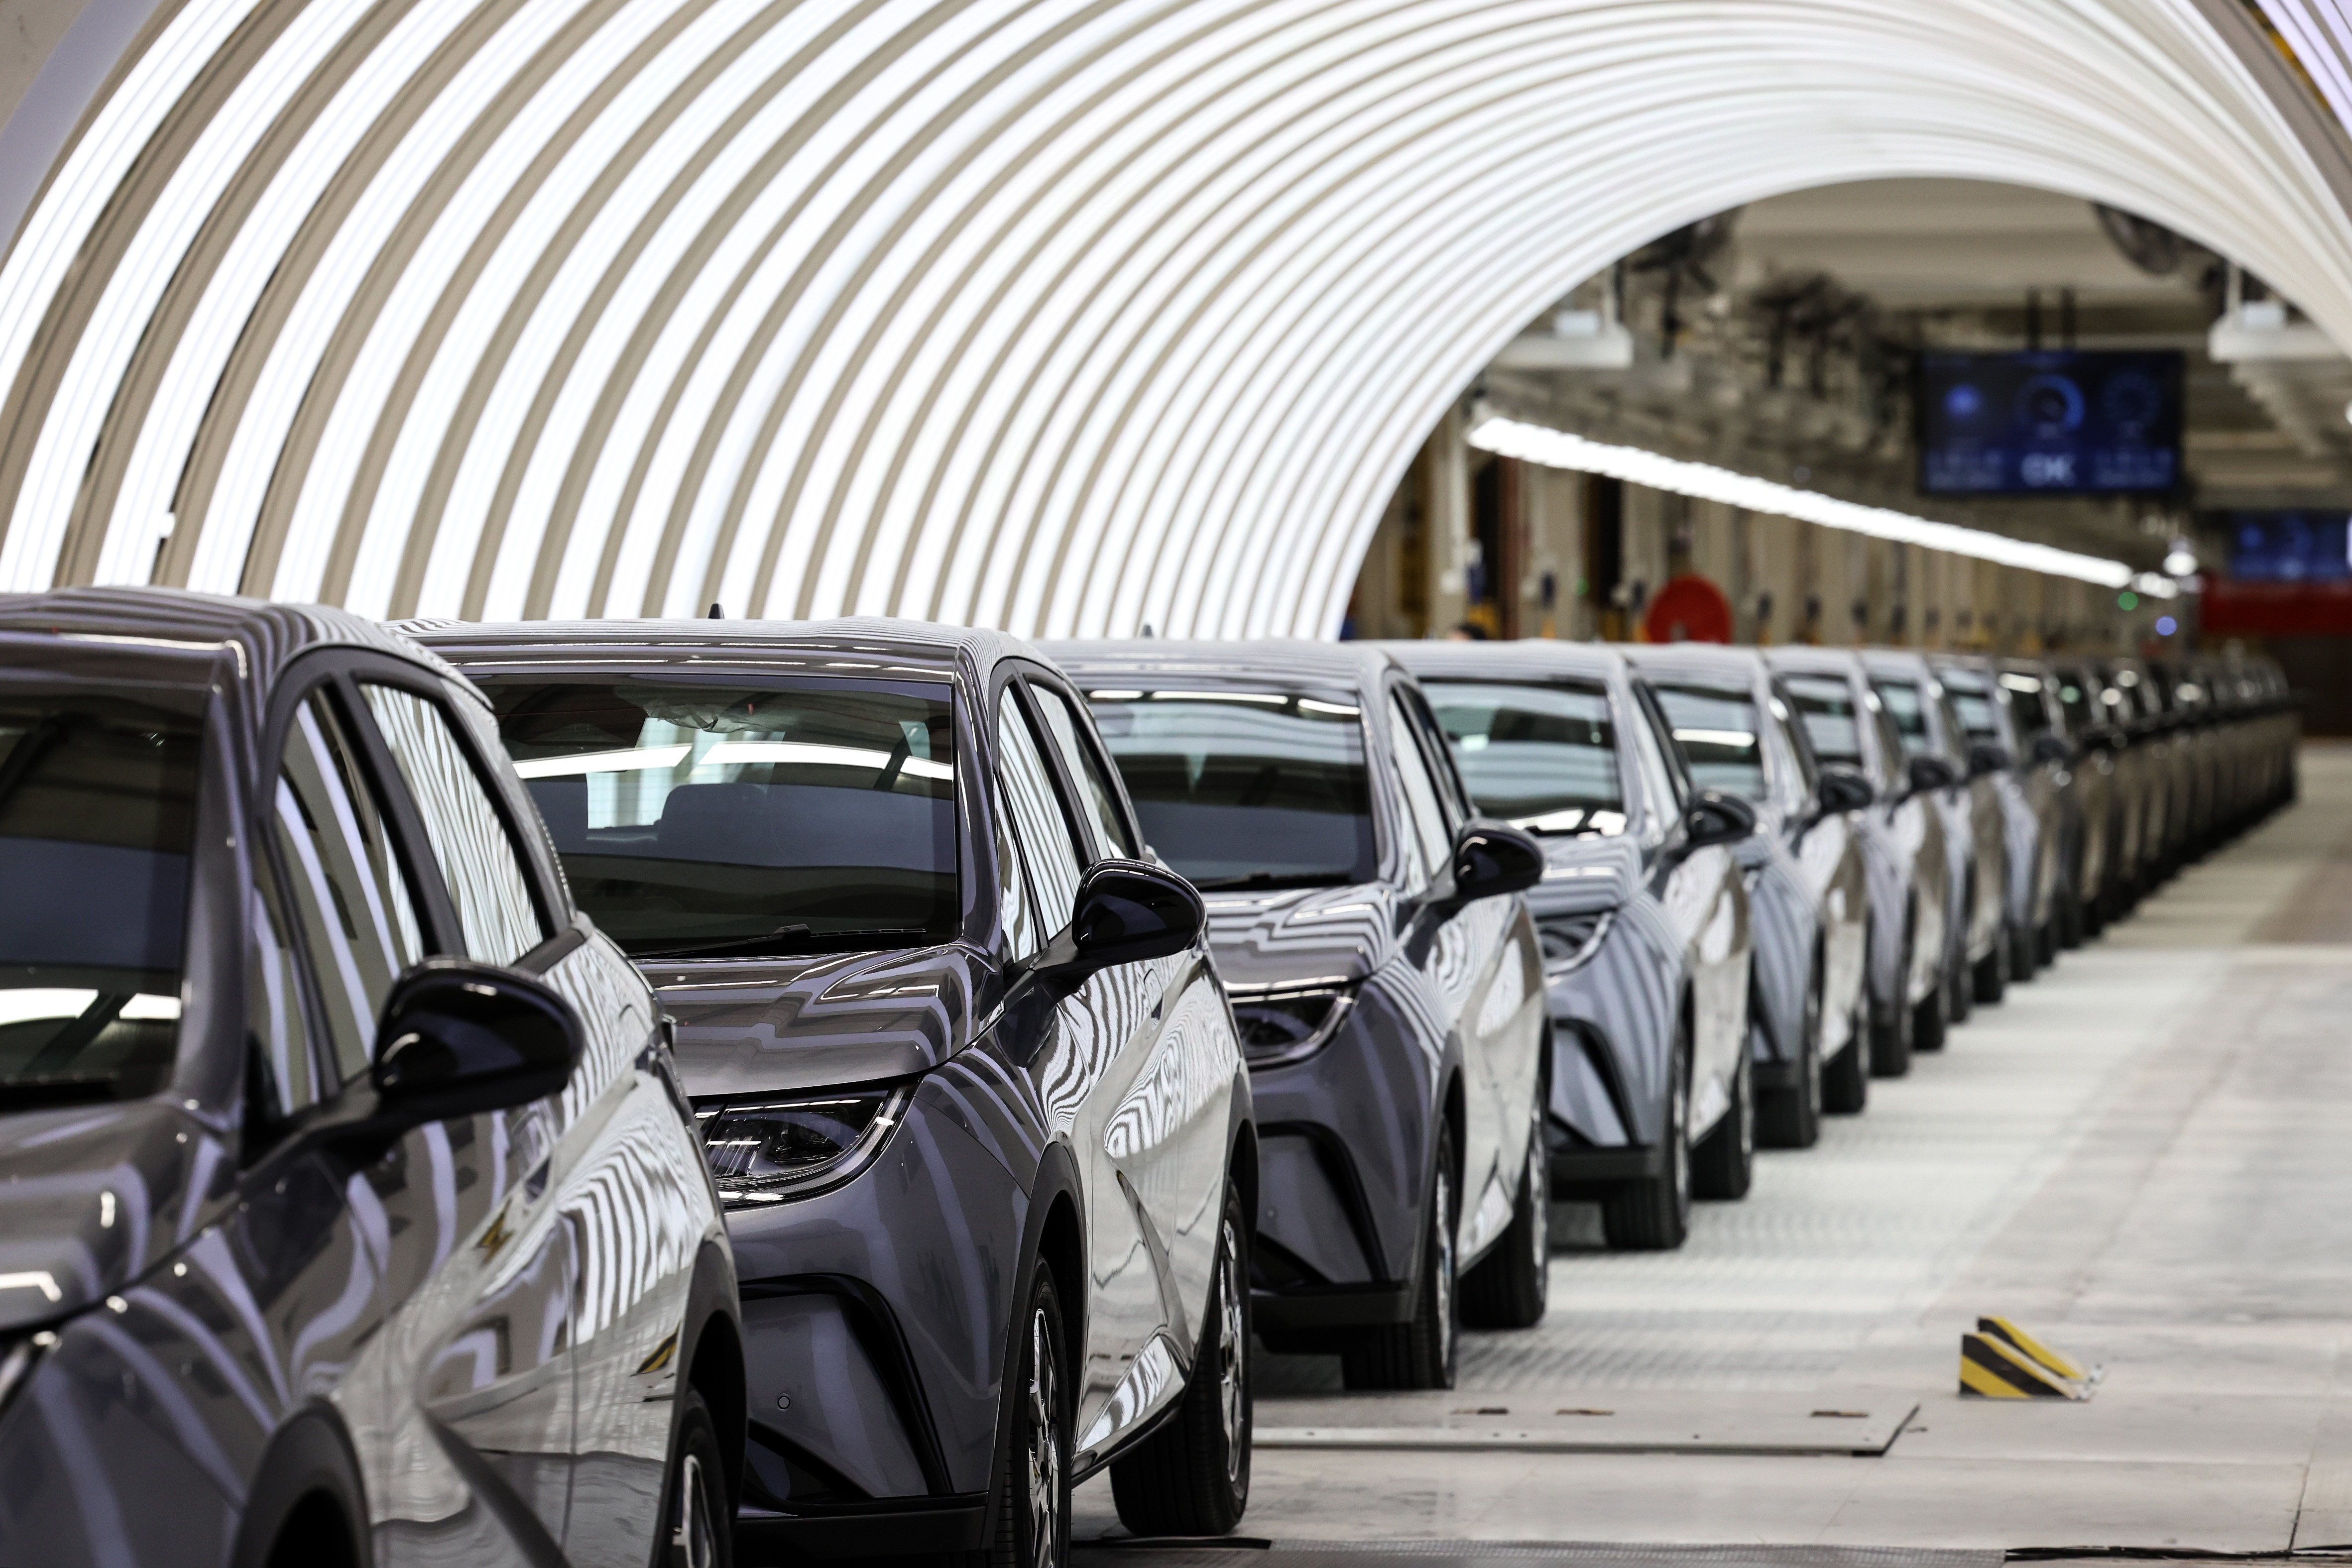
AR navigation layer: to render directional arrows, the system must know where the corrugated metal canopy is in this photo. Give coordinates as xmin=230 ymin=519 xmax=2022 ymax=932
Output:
xmin=0 ymin=0 xmax=2343 ymax=636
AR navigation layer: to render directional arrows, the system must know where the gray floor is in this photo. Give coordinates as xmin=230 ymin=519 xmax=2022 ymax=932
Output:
xmin=1077 ymin=745 xmax=2352 ymax=1556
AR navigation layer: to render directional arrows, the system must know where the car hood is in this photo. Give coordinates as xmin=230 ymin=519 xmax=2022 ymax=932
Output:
xmin=0 ymin=1099 xmax=215 ymax=1333
xmin=1526 ymin=834 xmax=1642 ymax=919
xmin=656 ymin=943 xmax=995 ymax=1099
xmin=1200 ymin=882 xmax=1400 ymax=990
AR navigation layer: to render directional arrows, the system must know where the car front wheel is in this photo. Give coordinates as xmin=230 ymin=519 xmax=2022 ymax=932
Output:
xmin=660 ymin=1388 xmax=732 ymax=1568
xmin=1343 ymin=1122 xmax=1458 ymax=1390
xmin=1110 ymin=1184 xmax=1253 ymax=1535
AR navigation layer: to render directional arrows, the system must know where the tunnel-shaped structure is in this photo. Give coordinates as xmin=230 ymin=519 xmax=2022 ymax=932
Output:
xmin=0 ymin=0 xmax=2345 ymax=636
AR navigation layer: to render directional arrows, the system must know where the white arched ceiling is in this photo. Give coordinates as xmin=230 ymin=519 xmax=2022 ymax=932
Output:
xmin=0 ymin=0 xmax=2345 ymax=637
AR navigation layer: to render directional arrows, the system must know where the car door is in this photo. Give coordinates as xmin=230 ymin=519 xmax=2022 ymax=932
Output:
xmin=1766 ymin=678 xmax=1866 ymax=1047
xmin=1384 ymin=681 xmax=1522 ymax=1261
xmin=990 ymin=678 xmax=1169 ymax=1465
xmin=1628 ymin=679 xmax=1746 ymax=1133
xmin=351 ymin=668 xmax=701 ymax=1568
xmin=1026 ymin=673 xmax=1237 ymax=1377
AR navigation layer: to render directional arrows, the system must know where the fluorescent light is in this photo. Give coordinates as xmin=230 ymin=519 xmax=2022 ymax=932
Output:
xmin=1468 ymin=412 xmax=2142 ymax=589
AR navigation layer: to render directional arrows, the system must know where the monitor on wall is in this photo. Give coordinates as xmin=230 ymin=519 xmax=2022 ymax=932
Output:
xmin=1916 ymin=350 xmax=2183 ymax=496
xmin=2224 ymin=510 xmax=2352 ymax=582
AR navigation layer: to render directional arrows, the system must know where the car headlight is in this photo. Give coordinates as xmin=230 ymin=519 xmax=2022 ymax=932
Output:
xmin=695 ymin=1084 xmax=911 ymax=1204
xmin=1229 ymin=986 xmax=1356 ymax=1069
xmin=1538 ymin=910 xmax=1615 ymax=975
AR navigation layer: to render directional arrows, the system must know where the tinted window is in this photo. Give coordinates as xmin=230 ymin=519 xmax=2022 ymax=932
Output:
xmin=1388 ymin=692 xmax=1453 ymax=893
xmin=1784 ymin=675 xmax=1864 ymax=765
xmin=1425 ymin=678 xmax=1627 ymax=836
xmin=1032 ymin=682 xmax=1138 ymax=859
xmin=485 ymin=679 xmax=956 ymax=959
xmin=1873 ymin=678 xmax=1936 ymax=756
xmin=2054 ymin=672 xmax=2094 ymax=732
xmin=2002 ymin=672 xmax=2054 ymax=735
xmin=274 ymin=692 xmax=424 ymax=1081
xmin=1652 ymin=681 xmax=1768 ymax=800
xmin=363 ymin=684 xmax=547 ymax=966
xmin=1087 ymin=687 xmax=1376 ymax=892
xmin=996 ymin=689 xmax=1086 ymax=925
xmin=1941 ymin=670 xmax=2000 ymax=739
xmin=0 ymin=689 xmax=201 ymax=1108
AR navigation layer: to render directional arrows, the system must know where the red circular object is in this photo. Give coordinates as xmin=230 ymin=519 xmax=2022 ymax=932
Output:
xmin=1645 ymin=573 xmax=1734 ymax=643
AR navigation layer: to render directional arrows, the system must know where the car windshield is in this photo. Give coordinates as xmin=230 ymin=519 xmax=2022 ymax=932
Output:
xmin=2002 ymin=672 xmax=2053 ymax=734
xmin=1421 ymin=678 xmax=1627 ymax=836
xmin=1872 ymin=677 xmax=1938 ymax=756
xmin=483 ymin=679 xmax=957 ymax=959
xmin=1084 ymin=687 xmax=1376 ymax=890
xmin=1650 ymin=681 xmax=1767 ymax=799
xmin=1940 ymin=670 xmax=2000 ymax=739
xmin=0 ymin=686 xmax=202 ymax=1110
xmin=1782 ymin=674 xmax=1865 ymax=766
xmin=2054 ymin=671 xmax=2096 ymax=732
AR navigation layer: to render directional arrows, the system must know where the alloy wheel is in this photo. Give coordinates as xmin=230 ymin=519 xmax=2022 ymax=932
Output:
xmin=1432 ymin=1167 xmax=1456 ymax=1371
xmin=1216 ymin=1218 xmax=1246 ymax=1489
xmin=1025 ymin=1307 xmax=1063 ymax=1568
xmin=671 ymin=1452 xmax=719 ymax=1568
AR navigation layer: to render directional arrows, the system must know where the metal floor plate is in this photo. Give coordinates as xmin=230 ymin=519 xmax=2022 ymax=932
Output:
xmin=1254 ymin=1390 xmax=1919 ymax=1456
xmin=1072 ymin=1543 xmax=2002 ymax=1568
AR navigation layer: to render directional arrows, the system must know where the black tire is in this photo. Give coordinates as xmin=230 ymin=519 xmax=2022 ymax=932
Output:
xmin=1823 ymin=991 xmax=1869 ymax=1115
xmin=1973 ymin=924 xmax=2009 ymax=1005
xmin=2035 ymin=919 xmax=2057 ymax=969
xmin=1111 ymin=1185 xmax=1251 ymax=1536
xmin=659 ymin=1388 xmax=733 ymax=1568
xmin=1601 ymin=1017 xmax=1690 ymax=1250
xmin=964 ymin=1263 xmax=1071 ymax=1568
xmin=1874 ymin=916 xmax=1916 ymax=1077
xmin=1691 ymin=1049 xmax=1753 ymax=1201
xmin=1757 ymin=959 xmax=1822 ymax=1149
xmin=2009 ymin=919 xmax=2038 ymax=983
xmin=1912 ymin=982 xmax=1946 ymax=1051
xmin=1462 ymin=1087 xmax=1551 ymax=1328
xmin=2059 ymin=883 xmax=2086 ymax=949
xmin=1343 ymin=1122 xmax=1458 ymax=1389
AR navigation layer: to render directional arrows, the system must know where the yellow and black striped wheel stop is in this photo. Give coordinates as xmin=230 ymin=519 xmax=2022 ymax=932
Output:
xmin=1977 ymin=1317 xmax=2096 ymax=1384
xmin=1959 ymin=1332 xmax=2089 ymax=1399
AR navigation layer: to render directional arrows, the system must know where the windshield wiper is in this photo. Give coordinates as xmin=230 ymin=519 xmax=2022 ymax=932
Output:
xmin=1188 ymin=871 xmax=1353 ymax=892
xmin=630 ymin=925 xmax=929 ymax=960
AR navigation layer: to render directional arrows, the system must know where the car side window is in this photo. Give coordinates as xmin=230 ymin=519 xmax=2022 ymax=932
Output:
xmin=361 ymin=682 xmax=549 ymax=967
xmin=1626 ymin=684 xmax=1685 ymax=840
xmin=1386 ymin=691 xmax=1453 ymax=893
xmin=271 ymin=691 xmax=424 ymax=1083
xmin=1768 ymin=684 xmax=1819 ymax=795
xmin=1031 ymin=680 xmax=1139 ymax=859
xmin=996 ymin=687 xmax=1087 ymax=947
xmin=246 ymin=873 xmax=322 ymax=1117
xmin=1403 ymin=688 xmax=1472 ymax=826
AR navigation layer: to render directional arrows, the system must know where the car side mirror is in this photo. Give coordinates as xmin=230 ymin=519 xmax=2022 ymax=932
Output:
xmin=2030 ymin=732 xmax=2072 ymax=765
xmin=1680 ymin=788 xmax=1757 ymax=851
xmin=1816 ymin=766 xmax=1876 ymax=815
xmin=1967 ymin=741 xmax=2010 ymax=778
xmin=371 ymin=960 xmax=584 ymax=1126
xmin=1031 ymin=859 xmax=1205 ymax=986
xmin=1906 ymin=754 xmax=1959 ymax=795
xmin=1450 ymin=821 xmax=1544 ymax=903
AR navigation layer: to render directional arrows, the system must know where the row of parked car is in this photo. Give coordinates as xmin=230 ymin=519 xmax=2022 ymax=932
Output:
xmin=0 ymin=584 xmax=2295 ymax=1568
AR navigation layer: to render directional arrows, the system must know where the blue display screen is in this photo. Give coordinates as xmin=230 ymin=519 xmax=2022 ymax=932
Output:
xmin=1917 ymin=351 xmax=2183 ymax=495
xmin=2225 ymin=511 xmax=2352 ymax=582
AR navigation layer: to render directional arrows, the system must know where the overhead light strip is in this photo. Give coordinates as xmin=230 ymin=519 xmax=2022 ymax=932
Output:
xmin=1468 ymin=411 xmax=2176 ymax=598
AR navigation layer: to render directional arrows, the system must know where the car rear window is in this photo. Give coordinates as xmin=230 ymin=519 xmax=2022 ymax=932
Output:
xmin=0 ymin=686 xmax=203 ymax=1109
xmin=1084 ymin=687 xmax=1376 ymax=891
xmin=1422 ymin=678 xmax=1627 ymax=836
xmin=483 ymin=678 xmax=956 ymax=959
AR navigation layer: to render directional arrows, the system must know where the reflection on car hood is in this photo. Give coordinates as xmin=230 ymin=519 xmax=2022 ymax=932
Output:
xmin=0 ymin=1100 xmax=211 ymax=1333
xmin=1199 ymin=882 xmax=1399 ymax=990
xmin=1527 ymin=834 xmax=1641 ymax=919
xmin=655 ymin=943 xmax=992 ymax=1098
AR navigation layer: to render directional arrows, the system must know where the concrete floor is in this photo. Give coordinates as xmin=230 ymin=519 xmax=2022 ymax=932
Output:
xmin=1076 ymin=745 xmax=2352 ymax=1556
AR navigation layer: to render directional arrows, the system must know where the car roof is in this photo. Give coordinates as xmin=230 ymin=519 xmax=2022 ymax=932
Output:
xmin=1376 ymin=639 xmax=1629 ymax=683
xmin=1623 ymin=643 xmax=1768 ymax=684
xmin=0 ymin=584 xmax=452 ymax=693
xmin=1044 ymin=638 xmax=1397 ymax=695
xmin=406 ymin=615 xmax=1042 ymax=687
